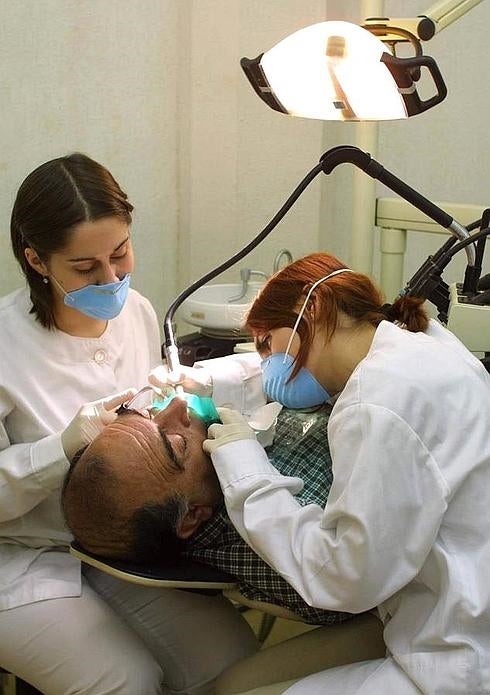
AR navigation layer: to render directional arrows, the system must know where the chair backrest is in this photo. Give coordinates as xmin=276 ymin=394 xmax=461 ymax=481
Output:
xmin=70 ymin=541 xmax=237 ymax=590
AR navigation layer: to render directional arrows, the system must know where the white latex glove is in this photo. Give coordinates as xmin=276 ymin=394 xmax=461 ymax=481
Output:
xmin=61 ymin=388 xmax=137 ymax=461
xmin=203 ymin=407 xmax=256 ymax=455
xmin=148 ymin=364 xmax=212 ymax=397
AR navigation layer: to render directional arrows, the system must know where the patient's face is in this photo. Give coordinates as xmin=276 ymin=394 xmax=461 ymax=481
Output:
xmin=84 ymin=396 xmax=222 ymax=514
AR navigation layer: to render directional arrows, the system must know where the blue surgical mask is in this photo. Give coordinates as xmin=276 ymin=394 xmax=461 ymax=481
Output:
xmin=261 ymin=353 xmax=330 ymax=409
xmin=52 ymin=274 xmax=131 ymax=320
xmin=261 ymin=267 xmax=353 ymax=409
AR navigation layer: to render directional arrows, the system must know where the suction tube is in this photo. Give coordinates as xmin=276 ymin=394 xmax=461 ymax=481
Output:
xmin=163 ymin=146 xmax=476 ymax=365
xmin=162 ymin=161 xmax=324 ymax=365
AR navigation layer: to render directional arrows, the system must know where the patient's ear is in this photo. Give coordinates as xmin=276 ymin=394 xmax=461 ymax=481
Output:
xmin=176 ymin=505 xmax=213 ymax=539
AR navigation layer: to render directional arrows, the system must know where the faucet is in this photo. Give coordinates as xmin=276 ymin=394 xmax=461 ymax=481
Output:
xmin=227 ymin=251 xmax=293 ymax=304
xmin=273 ymin=249 xmax=293 ymax=273
xmin=228 ymin=268 xmax=269 ymax=303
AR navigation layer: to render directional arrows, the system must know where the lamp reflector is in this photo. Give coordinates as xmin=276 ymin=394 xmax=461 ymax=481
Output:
xmin=259 ymin=21 xmax=408 ymax=121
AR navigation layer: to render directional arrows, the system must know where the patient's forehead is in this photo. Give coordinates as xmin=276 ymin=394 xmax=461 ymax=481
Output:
xmin=81 ymin=407 xmax=209 ymax=488
xmin=105 ymin=410 xmax=157 ymax=441
xmin=96 ymin=412 xmax=160 ymax=456
xmin=76 ymin=418 xmax=176 ymax=507
xmin=81 ymin=412 xmax=170 ymax=482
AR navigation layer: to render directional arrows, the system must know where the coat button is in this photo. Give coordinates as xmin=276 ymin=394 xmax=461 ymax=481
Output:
xmin=94 ymin=349 xmax=107 ymax=363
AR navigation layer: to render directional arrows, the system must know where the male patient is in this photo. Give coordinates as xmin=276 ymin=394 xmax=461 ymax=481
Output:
xmin=62 ymin=397 xmax=350 ymax=625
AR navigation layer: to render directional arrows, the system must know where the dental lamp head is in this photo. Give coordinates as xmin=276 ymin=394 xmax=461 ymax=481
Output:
xmin=241 ymin=20 xmax=447 ymax=121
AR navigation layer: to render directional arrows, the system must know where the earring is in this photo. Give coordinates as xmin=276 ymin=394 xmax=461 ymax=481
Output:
xmin=42 ymin=276 xmax=49 ymax=284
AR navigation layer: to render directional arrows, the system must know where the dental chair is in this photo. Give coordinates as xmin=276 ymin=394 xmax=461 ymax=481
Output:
xmin=70 ymin=540 xmax=237 ymax=592
xmin=70 ymin=541 xmax=302 ymax=642
xmin=0 ymin=667 xmax=40 ymax=695
xmin=70 ymin=542 xmax=386 ymax=694
xmin=0 ymin=546 xmax=243 ymax=695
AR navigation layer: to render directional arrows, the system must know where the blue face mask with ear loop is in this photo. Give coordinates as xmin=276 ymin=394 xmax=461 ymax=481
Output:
xmin=260 ymin=268 xmax=354 ymax=409
xmin=50 ymin=273 xmax=131 ymax=320
xmin=261 ymin=353 xmax=330 ymax=409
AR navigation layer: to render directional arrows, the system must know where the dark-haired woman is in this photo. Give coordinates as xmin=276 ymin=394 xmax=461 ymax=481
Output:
xmin=0 ymin=153 xmax=257 ymax=694
xmin=202 ymin=252 xmax=490 ymax=694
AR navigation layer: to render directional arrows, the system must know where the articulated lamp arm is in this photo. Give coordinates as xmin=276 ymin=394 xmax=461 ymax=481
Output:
xmin=363 ymin=0 xmax=482 ymax=42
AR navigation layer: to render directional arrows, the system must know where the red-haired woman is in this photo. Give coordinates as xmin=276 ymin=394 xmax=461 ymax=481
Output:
xmin=202 ymin=252 xmax=490 ymax=695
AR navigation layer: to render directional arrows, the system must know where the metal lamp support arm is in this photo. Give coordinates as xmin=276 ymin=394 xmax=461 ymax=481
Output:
xmin=363 ymin=0 xmax=482 ymax=42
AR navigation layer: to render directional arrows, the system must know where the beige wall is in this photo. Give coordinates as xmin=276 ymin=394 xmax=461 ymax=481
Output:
xmin=0 ymin=0 xmax=488 ymax=330
xmin=0 ymin=0 xmax=328 ymax=329
xmin=176 ymin=0 xmax=330 ymax=321
xmin=0 ymin=1 xmax=181 ymax=325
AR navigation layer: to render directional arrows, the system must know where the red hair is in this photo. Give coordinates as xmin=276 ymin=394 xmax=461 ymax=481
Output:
xmin=246 ymin=253 xmax=428 ymax=376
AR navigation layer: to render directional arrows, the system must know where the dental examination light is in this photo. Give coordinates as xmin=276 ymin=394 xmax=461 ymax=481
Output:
xmin=241 ymin=0 xmax=483 ymax=121
xmin=163 ymin=146 xmax=489 ymax=375
xmin=162 ymin=1 xmax=485 ymax=374
xmin=240 ymin=20 xmax=447 ymax=121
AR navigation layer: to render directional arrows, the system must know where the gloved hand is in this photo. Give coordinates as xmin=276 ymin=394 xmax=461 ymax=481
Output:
xmin=61 ymin=388 xmax=137 ymax=462
xmin=203 ymin=407 xmax=256 ymax=455
xmin=149 ymin=364 xmax=213 ymax=397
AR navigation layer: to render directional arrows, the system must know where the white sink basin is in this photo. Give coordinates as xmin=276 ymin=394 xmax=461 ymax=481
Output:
xmin=179 ymin=282 xmax=264 ymax=333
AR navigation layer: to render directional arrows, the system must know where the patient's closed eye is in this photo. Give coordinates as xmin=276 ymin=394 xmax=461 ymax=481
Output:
xmin=167 ymin=433 xmax=186 ymax=460
xmin=158 ymin=427 xmax=186 ymax=471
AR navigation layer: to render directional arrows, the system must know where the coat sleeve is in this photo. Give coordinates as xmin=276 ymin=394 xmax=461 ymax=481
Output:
xmin=195 ymin=351 xmax=266 ymax=417
xmin=0 ymin=390 xmax=68 ymax=522
xmin=211 ymin=402 xmax=450 ymax=613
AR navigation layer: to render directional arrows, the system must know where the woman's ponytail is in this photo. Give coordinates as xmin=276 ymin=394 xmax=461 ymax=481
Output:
xmin=382 ymin=296 xmax=429 ymax=332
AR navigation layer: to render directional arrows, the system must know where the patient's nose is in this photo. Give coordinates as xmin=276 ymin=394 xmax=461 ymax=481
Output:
xmin=153 ymin=396 xmax=190 ymax=426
